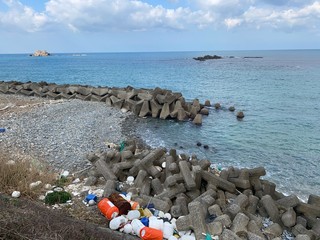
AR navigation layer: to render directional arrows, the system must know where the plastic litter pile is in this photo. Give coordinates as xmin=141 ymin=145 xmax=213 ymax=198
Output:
xmin=90 ymin=191 xmax=201 ymax=240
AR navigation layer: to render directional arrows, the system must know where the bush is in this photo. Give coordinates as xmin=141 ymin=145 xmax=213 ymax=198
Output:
xmin=45 ymin=191 xmax=72 ymax=205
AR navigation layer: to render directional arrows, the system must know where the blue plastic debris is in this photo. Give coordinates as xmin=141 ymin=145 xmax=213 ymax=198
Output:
xmin=85 ymin=194 xmax=97 ymax=203
xmin=140 ymin=217 xmax=149 ymax=227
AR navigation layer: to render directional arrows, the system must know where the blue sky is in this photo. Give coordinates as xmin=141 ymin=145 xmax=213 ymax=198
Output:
xmin=0 ymin=0 xmax=319 ymax=53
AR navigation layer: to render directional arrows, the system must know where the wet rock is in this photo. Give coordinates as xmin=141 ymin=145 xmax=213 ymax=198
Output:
xmin=192 ymin=114 xmax=202 ymax=125
xmin=229 ymin=106 xmax=235 ymax=112
xmin=200 ymin=108 xmax=209 ymax=115
xmin=214 ymin=103 xmax=221 ymax=109
xmin=236 ymin=111 xmax=245 ymax=119
xmin=204 ymin=100 xmax=211 ymax=106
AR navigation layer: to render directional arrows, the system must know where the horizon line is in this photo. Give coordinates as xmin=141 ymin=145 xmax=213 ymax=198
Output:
xmin=0 ymin=48 xmax=319 ymax=55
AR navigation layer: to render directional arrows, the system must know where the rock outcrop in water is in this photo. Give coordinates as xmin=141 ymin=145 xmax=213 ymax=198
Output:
xmin=30 ymin=50 xmax=50 ymax=57
xmin=193 ymin=55 xmax=222 ymax=61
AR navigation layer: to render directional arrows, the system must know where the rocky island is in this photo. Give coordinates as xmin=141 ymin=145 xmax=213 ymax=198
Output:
xmin=30 ymin=50 xmax=50 ymax=57
xmin=193 ymin=55 xmax=222 ymax=61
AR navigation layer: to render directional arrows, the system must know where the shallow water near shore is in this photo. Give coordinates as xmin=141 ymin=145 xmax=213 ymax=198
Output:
xmin=1 ymin=50 xmax=320 ymax=200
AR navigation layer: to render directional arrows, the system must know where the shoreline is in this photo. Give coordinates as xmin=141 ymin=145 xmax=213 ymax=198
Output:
xmin=0 ymin=93 xmax=135 ymax=171
xmin=0 ymin=93 xmax=312 ymax=201
xmin=2 ymin=93 xmax=320 ymax=239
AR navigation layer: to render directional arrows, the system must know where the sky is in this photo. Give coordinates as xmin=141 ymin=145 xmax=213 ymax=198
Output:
xmin=0 ymin=0 xmax=319 ymax=53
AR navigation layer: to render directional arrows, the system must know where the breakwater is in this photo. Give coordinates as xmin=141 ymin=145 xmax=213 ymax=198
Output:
xmin=0 ymin=80 xmax=242 ymax=125
xmin=87 ymin=139 xmax=320 ymax=239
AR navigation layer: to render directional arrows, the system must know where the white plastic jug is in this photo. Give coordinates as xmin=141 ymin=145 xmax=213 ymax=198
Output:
xmin=131 ymin=219 xmax=145 ymax=236
xmin=109 ymin=216 xmax=127 ymax=230
xmin=149 ymin=216 xmax=164 ymax=231
xmin=127 ymin=210 xmax=141 ymax=220
xmin=163 ymin=222 xmax=174 ymax=239
xmin=123 ymin=223 xmax=133 ymax=234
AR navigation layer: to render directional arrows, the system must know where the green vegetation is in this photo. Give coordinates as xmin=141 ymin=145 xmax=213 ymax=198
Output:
xmin=45 ymin=191 xmax=72 ymax=205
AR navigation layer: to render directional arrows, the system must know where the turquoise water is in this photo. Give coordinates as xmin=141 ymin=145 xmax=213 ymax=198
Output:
xmin=1 ymin=50 xmax=320 ymax=200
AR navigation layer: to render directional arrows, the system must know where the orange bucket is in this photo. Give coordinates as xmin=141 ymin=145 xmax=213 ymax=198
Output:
xmin=97 ymin=198 xmax=119 ymax=220
xmin=140 ymin=226 xmax=163 ymax=240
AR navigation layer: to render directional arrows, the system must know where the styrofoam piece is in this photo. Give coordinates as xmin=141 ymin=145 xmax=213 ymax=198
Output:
xmin=11 ymin=191 xmax=21 ymax=198
xmin=127 ymin=176 xmax=135 ymax=185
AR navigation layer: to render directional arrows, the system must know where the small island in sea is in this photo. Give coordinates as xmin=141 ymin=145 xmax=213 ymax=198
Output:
xmin=193 ymin=54 xmax=222 ymax=61
xmin=30 ymin=50 xmax=51 ymax=57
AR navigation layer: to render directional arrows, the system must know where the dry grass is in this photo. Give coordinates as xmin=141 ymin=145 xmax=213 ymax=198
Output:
xmin=0 ymin=152 xmax=138 ymax=240
xmin=0 ymin=194 xmax=138 ymax=240
xmin=0 ymin=152 xmax=56 ymax=198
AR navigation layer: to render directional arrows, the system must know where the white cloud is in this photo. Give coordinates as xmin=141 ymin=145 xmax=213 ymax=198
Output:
xmin=44 ymin=0 xmax=214 ymax=31
xmin=196 ymin=0 xmax=254 ymax=16
xmin=241 ymin=1 xmax=320 ymax=30
xmin=0 ymin=0 xmax=319 ymax=34
xmin=0 ymin=0 xmax=48 ymax=32
xmin=224 ymin=18 xmax=242 ymax=29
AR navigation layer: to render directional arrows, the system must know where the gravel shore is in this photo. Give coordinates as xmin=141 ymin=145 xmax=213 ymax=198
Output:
xmin=0 ymin=94 xmax=133 ymax=171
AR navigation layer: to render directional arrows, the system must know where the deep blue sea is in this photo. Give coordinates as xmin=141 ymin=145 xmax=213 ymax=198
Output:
xmin=1 ymin=50 xmax=319 ymax=200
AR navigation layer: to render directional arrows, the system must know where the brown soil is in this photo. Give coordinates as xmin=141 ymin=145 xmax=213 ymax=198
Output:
xmin=0 ymin=194 xmax=138 ymax=240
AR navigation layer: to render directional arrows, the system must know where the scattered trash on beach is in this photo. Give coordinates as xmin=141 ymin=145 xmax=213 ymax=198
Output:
xmin=11 ymin=191 xmax=21 ymax=198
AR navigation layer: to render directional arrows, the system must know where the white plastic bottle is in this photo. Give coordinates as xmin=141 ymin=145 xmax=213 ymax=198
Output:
xmin=163 ymin=222 xmax=174 ymax=239
xmin=131 ymin=219 xmax=145 ymax=236
xmin=127 ymin=209 xmax=141 ymax=220
xmin=109 ymin=216 xmax=128 ymax=230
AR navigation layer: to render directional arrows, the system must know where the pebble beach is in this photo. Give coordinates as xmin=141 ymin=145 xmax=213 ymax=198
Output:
xmin=0 ymin=93 xmax=132 ymax=171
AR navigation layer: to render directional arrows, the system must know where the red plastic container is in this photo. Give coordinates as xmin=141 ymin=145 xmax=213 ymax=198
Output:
xmin=140 ymin=226 xmax=163 ymax=240
xmin=97 ymin=198 xmax=119 ymax=220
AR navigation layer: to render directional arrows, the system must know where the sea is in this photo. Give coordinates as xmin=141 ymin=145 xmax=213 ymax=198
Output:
xmin=1 ymin=50 xmax=319 ymax=201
